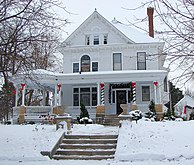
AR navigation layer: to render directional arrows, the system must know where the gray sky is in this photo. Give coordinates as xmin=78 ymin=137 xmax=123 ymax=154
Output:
xmin=62 ymin=0 xmax=154 ymax=39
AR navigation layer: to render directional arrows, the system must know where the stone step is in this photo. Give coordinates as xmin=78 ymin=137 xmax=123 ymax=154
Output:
xmin=52 ymin=155 xmax=114 ymax=160
xmin=59 ymin=143 xmax=117 ymax=149
xmin=55 ymin=149 xmax=115 ymax=156
xmin=62 ymin=139 xmax=117 ymax=144
xmin=52 ymin=134 xmax=118 ymax=160
xmin=65 ymin=134 xmax=118 ymax=139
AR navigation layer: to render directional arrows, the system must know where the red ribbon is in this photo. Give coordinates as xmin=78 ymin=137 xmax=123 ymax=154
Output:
xmin=57 ymin=84 xmax=61 ymax=91
xmin=154 ymin=81 xmax=158 ymax=86
xmin=21 ymin=84 xmax=25 ymax=90
xmin=100 ymin=83 xmax=104 ymax=89
xmin=132 ymin=82 xmax=136 ymax=88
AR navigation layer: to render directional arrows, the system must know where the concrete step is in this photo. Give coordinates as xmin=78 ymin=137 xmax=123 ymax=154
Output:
xmin=59 ymin=144 xmax=117 ymax=149
xmin=62 ymin=139 xmax=117 ymax=144
xmin=55 ymin=149 xmax=115 ymax=156
xmin=52 ymin=134 xmax=118 ymax=160
xmin=52 ymin=155 xmax=114 ymax=160
xmin=103 ymin=115 xmax=120 ymax=126
xmin=65 ymin=134 xmax=118 ymax=139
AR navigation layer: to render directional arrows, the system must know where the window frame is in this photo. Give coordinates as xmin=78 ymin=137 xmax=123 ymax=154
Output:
xmin=92 ymin=62 xmax=98 ymax=72
xmin=73 ymin=62 xmax=79 ymax=73
xmin=81 ymin=55 xmax=90 ymax=72
xmin=141 ymin=85 xmax=151 ymax=102
xmin=113 ymin=53 xmax=122 ymax=71
xmin=73 ymin=87 xmax=97 ymax=106
xmin=93 ymin=35 xmax=99 ymax=45
xmin=137 ymin=52 xmax=146 ymax=70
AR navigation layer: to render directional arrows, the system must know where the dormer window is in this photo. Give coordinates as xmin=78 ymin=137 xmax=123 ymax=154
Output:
xmin=104 ymin=35 xmax=108 ymax=44
xmin=93 ymin=35 xmax=99 ymax=45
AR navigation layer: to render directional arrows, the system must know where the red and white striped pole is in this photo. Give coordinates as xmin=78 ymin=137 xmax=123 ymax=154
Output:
xmin=132 ymin=82 xmax=136 ymax=105
xmin=100 ymin=82 xmax=105 ymax=105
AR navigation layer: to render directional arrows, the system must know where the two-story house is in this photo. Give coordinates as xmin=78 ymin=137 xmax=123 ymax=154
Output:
xmin=11 ymin=9 xmax=169 ymax=122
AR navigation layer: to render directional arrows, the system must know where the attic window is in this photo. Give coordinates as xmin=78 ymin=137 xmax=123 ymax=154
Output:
xmin=104 ymin=35 xmax=108 ymax=44
xmin=86 ymin=36 xmax=90 ymax=45
xmin=93 ymin=35 xmax=99 ymax=45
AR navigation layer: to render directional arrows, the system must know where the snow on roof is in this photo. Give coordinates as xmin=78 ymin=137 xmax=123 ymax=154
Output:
xmin=111 ymin=18 xmax=160 ymax=43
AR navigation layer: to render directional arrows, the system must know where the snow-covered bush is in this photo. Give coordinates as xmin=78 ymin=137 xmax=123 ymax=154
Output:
xmin=129 ymin=110 xmax=142 ymax=122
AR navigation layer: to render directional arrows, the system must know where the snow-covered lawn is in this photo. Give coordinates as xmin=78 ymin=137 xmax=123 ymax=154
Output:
xmin=0 ymin=120 xmax=194 ymax=165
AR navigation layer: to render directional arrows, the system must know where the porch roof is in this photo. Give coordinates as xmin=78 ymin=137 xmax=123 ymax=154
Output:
xmin=10 ymin=69 xmax=168 ymax=90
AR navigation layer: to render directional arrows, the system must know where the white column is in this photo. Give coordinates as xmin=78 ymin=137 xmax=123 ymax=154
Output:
xmin=54 ymin=84 xmax=58 ymax=106
xmin=21 ymin=84 xmax=26 ymax=106
xmin=158 ymin=83 xmax=162 ymax=103
xmin=15 ymin=87 xmax=18 ymax=107
xmin=42 ymin=90 xmax=46 ymax=106
xmin=58 ymin=89 xmax=61 ymax=106
xmin=154 ymin=82 xmax=157 ymax=103
xmin=97 ymin=82 xmax=100 ymax=106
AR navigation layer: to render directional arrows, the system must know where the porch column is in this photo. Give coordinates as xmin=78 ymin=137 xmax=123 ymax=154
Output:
xmin=15 ymin=87 xmax=19 ymax=107
xmin=132 ymin=82 xmax=136 ymax=105
xmin=158 ymin=81 xmax=162 ymax=103
xmin=54 ymin=84 xmax=58 ymax=106
xmin=153 ymin=81 xmax=158 ymax=103
xmin=100 ymin=82 xmax=105 ymax=105
xmin=58 ymin=84 xmax=61 ymax=106
xmin=21 ymin=83 xmax=26 ymax=106
xmin=42 ymin=90 xmax=46 ymax=106
xmin=97 ymin=82 xmax=101 ymax=106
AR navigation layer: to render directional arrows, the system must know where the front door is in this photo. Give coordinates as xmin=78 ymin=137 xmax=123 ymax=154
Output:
xmin=116 ymin=90 xmax=126 ymax=115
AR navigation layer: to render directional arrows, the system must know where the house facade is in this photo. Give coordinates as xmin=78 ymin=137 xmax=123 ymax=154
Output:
xmin=11 ymin=10 xmax=169 ymax=121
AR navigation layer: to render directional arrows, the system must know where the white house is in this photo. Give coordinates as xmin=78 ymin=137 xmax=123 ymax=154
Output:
xmin=174 ymin=95 xmax=194 ymax=120
xmin=11 ymin=9 xmax=169 ymax=122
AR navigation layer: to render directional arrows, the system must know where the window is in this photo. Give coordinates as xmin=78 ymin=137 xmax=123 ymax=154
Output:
xmin=92 ymin=62 xmax=98 ymax=72
xmin=137 ymin=52 xmax=146 ymax=70
xmin=142 ymin=86 xmax=150 ymax=101
xmin=113 ymin=53 xmax=122 ymax=70
xmin=73 ymin=87 xmax=97 ymax=106
xmin=86 ymin=36 xmax=90 ymax=45
xmin=104 ymin=35 xmax=108 ymax=44
xmin=93 ymin=35 xmax=99 ymax=45
xmin=80 ymin=88 xmax=90 ymax=106
xmin=73 ymin=63 xmax=79 ymax=73
xmin=164 ymin=76 xmax=168 ymax=92
xmin=81 ymin=55 xmax=90 ymax=72
xmin=92 ymin=87 xmax=97 ymax=106
xmin=73 ymin=88 xmax=79 ymax=106
xmin=112 ymin=91 xmax=115 ymax=103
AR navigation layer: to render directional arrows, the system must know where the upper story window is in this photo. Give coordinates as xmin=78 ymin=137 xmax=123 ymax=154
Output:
xmin=73 ymin=63 xmax=79 ymax=73
xmin=113 ymin=53 xmax=122 ymax=70
xmin=104 ymin=35 xmax=108 ymax=44
xmin=92 ymin=62 xmax=98 ymax=72
xmin=142 ymin=86 xmax=150 ymax=101
xmin=81 ymin=55 xmax=90 ymax=72
xmin=85 ymin=36 xmax=90 ymax=45
xmin=137 ymin=52 xmax=146 ymax=70
xmin=93 ymin=35 xmax=99 ymax=45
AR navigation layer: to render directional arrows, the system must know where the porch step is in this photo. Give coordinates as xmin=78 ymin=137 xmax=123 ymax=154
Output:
xmin=103 ymin=115 xmax=120 ymax=126
xmin=52 ymin=134 xmax=118 ymax=160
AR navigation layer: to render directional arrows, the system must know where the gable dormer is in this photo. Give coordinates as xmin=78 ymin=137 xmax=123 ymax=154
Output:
xmin=61 ymin=10 xmax=135 ymax=47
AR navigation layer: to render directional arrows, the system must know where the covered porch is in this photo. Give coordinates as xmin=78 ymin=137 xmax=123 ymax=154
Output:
xmin=10 ymin=69 xmax=167 ymax=123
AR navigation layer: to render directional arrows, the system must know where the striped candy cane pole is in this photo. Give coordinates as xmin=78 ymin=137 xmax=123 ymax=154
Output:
xmin=132 ymin=82 xmax=136 ymax=104
xmin=100 ymin=83 xmax=105 ymax=105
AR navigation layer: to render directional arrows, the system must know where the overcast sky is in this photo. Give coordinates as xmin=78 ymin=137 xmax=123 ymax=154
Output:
xmin=61 ymin=0 xmax=155 ymax=39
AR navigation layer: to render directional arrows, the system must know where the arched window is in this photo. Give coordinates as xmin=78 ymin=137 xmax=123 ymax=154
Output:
xmin=81 ymin=55 xmax=90 ymax=72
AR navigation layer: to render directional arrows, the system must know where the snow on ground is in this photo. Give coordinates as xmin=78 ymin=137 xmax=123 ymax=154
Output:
xmin=0 ymin=120 xmax=194 ymax=165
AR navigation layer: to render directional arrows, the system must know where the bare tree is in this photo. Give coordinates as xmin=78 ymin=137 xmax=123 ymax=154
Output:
xmin=0 ymin=0 xmax=68 ymax=121
xmin=125 ymin=0 xmax=194 ymax=88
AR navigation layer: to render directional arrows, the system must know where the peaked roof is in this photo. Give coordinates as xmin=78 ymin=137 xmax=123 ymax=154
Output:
xmin=62 ymin=10 xmax=161 ymax=46
xmin=174 ymin=95 xmax=194 ymax=108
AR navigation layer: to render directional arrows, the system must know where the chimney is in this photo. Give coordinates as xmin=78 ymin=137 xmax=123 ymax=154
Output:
xmin=147 ymin=7 xmax=154 ymax=38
